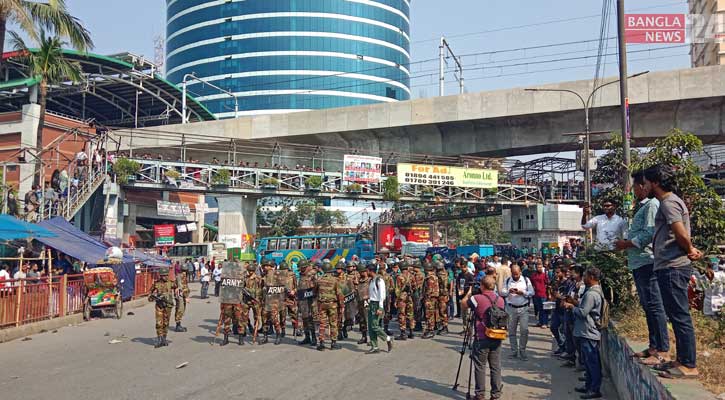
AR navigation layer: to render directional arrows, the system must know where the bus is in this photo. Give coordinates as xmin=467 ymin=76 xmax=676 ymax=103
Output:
xmin=256 ymin=234 xmax=374 ymax=266
xmin=166 ymin=242 xmax=227 ymax=262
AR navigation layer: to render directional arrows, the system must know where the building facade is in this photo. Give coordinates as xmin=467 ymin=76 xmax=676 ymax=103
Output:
xmin=690 ymin=0 xmax=725 ymax=66
xmin=503 ymin=204 xmax=584 ymax=254
xmin=165 ymin=0 xmax=411 ymax=118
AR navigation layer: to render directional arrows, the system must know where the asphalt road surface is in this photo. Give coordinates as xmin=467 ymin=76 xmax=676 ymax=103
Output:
xmin=0 ymin=283 xmax=618 ymax=400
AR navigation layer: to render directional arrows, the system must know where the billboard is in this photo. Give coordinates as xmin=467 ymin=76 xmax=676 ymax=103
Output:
xmin=154 ymin=224 xmax=175 ymax=247
xmin=397 ymin=163 xmax=498 ymax=189
xmin=157 ymin=200 xmax=191 ymax=217
xmin=375 ymin=223 xmax=433 ymax=253
xmin=343 ymin=154 xmax=382 ymax=183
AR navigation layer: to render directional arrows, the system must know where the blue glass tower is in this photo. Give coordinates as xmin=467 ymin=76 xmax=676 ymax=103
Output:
xmin=166 ymin=0 xmax=411 ymax=118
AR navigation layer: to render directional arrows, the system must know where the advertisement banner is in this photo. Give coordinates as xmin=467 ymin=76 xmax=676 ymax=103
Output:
xmin=397 ymin=163 xmax=498 ymax=189
xmin=343 ymin=155 xmax=382 ymax=183
xmin=154 ymin=224 xmax=175 ymax=247
xmin=375 ymin=223 xmax=433 ymax=253
xmin=157 ymin=200 xmax=191 ymax=217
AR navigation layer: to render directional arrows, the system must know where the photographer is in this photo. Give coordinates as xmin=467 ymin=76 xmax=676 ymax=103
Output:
xmin=457 ymin=262 xmax=476 ymax=332
xmin=462 ymin=275 xmax=505 ymax=400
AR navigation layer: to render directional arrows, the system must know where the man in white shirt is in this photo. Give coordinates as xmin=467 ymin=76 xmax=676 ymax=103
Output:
xmin=366 ymin=263 xmax=393 ymax=354
xmin=200 ymin=263 xmax=210 ymax=299
xmin=501 ymin=265 xmax=535 ymax=360
xmin=13 ymin=264 xmax=27 ymax=286
xmin=212 ymin=264 xmax=222 ymax=296
xmin=581 ymin=199 xmax=627 ymax=251
xmin=0 ymin=264 xmax=11 ymax=288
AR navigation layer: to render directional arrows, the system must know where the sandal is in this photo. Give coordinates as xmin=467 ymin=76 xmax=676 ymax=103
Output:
xmin=632 ymin=348 xmax=652 ymax=358
xmin=640 ymin=354 xmax=667 ymax=366
xmin=652 ymin=361 xmax=676 ymax=372
xmin=657 ymin=365 xmax=699 ymax=380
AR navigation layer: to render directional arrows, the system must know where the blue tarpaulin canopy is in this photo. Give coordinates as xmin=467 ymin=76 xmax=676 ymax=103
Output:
xmin=126 ymin=249 xmax=170 ymax=268
xmin=0 ymin=214 xmax=56 ymax=241
xmin=36 ymin=217 xmax=136 ymax=300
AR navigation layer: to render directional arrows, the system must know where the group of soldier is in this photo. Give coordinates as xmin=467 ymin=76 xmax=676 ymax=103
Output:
xmin=148 ymin=254 xmax=454 ymax=352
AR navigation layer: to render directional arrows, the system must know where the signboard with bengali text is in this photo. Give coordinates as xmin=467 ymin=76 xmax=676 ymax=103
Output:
xmin=154 ymin=224 xmax=175 ymax=247
xmin=343 ymin=155 xmax=382 ymax=184
xmin=397 ymin=163 xmax=498 ymax=189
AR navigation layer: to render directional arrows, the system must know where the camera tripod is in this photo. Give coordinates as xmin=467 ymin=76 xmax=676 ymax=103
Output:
xmin=452 ymin=310 xmax=476 ymax=399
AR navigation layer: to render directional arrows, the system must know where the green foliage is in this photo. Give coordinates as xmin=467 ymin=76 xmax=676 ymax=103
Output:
xmin=421 ymin=186 xmax=434 ymax=196
xmin=212 ymin=168 xmax=231 ymax=185
xmin=382 ymin=176 xmax=400 ymax=202
xmin=261 ymin=177 xmax=279 ymax=187
xmin=304 ymin=175 xmax=322 ymax=189
xmin=112 ymin=158 xmax=140 ymax=184
xmin=346 ymin=183 xmax=362 ymax=193
xmin=591 ymin=134 xmax=641 ymax=215
xmin=164 ymin=169 xmax=181 ymax=179
xmin=576 ymin=246 xmax=636 ymax=309
xmin=631 ymin=130 xmax=725 ymax=252
xmin=258 ymin=200 xmax=348 ymax=236
xmin=439 ymin=216 xmax=509 ymax=246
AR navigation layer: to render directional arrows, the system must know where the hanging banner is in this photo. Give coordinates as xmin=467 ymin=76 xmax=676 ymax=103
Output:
xmin=157 ymin=200 xmax=191 ymax=217
xmin=397 ymin=163 xmax=498 ymax=189
xmin=154 ymin=224 xmax=175 ymax=246
xmin=343 ymin=155 xmax=382 ymax=183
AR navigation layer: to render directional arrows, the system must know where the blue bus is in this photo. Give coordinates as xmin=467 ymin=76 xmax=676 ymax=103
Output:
xmin=256 ymin=234 xmax=375 ymax=266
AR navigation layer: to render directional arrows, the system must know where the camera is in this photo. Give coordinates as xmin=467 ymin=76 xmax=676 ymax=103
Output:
xmin=471 ymin=283 xmax=482 ymax=296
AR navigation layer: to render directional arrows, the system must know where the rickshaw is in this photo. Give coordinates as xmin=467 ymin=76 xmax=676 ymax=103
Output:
xmin=82 ymin=262 xmax=123 ymax=320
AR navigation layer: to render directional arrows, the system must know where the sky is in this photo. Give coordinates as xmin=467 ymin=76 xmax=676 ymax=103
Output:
xmin=63 ymin=0 xmax=690 ymax=97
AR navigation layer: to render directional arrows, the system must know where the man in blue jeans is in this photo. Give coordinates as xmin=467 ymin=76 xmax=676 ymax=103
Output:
xmin=616 ymin=170 xmax=670 ymax=365
xmin=564 ymin=267 xmax=603 ymax=400
xmin=644 ymin=165 xmax=701 ymax=379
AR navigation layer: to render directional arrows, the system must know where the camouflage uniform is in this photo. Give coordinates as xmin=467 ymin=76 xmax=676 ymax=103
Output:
xmin=436 ymin=262 xmax=450 ymax=333
xmin=174 ymin=269 xmax=190 ymax=331
xmin=278 ymin=262 xmax=298 ymax=337
xmin=413 ymin=264 xmax=426 ymax=332
xmin=355 ymin=263 xmax=370 ymax=344
xmin=379 ymin=263 xmax=394 ymax=335
xmin=395 ymin=263 xmax=415 ymax=340
xmin=297 ymin=261 xmax=318 ymax=346
xmin=149 ymin=268 xmax=177 ymax=348
xmin=261 ymin=262 xmax=286 ymax=345
xmin=221 ymin=303 xmax=243 ymax=336
xmin=244 ymin=263 xmax=263 ymax=343
xmin=316 ymin=263 xmax=344 ymax=350
xmin=336 ymin=264 xmax=351 ymax=339
xmin=422 ymin=263 xmax=440 ymax=339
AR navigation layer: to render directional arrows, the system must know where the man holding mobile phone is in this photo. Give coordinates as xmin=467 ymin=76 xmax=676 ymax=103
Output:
xmin=501 ymin=265 xmax=534 ymax=360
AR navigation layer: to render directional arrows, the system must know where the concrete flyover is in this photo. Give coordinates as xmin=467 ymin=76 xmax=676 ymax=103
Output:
xmin=121 ymin=65 xmax=725 ymax=158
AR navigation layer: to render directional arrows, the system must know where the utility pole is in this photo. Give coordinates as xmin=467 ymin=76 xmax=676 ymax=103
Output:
xmin=439 ymin=37 xmax=464 ymax=96
xmin=617 ymin=0 xmax=631 ymax=195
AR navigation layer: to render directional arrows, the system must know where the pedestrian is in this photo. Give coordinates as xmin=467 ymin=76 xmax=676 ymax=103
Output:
xmin=462 ymin=275 xmax=505 ymax=400
xmin=0 ymin=264 xmax=11 ymax=288
xmin=530 ymin=260 xmax=549 ymax=328
xmin=614 ymin=170 xmax=669 ymax=366
xmin=200 ymin=262 xmax=210 ymax=299
xmin=644 ymin=165 xmax=701 ymax=379
xmin=549 ymin=264 xmax=568 ymax=354
xmin=366 ymin=262 xmax=393 ymax=354
xmin=581 ymin=199 xmax=627 ymax=251
xmin=563 ymin=267 xmax=604 ymax=400
xmin=493 ymin=255 xmax=511 ymax=295
xmin=193 ymin=258 xmax=200 ymax=282
xmin=501 ymin=264 xmax=534 ymax=360
xmin=148 ymin=267 xmax=177 ymax=348
xmin=213 ymin=263 xmax=222 ymax=296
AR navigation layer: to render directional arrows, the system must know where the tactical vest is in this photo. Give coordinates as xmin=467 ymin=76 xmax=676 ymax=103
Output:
xmin=357 ymin=277 xmax=370 ymax=301
xmin=154 ymin=280 xmax=175 ymax=305
xmin=426 ymin=275 xmax=440 ymax=298
xmin=437 ymin=271 xmax=449 ymax=294
xmin=317 ymin=275 xmax=338 ymax=303
xmin=245 ymin=274 xmax=262 ymax=300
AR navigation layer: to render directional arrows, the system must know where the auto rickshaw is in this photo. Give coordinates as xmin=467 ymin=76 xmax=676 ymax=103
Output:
xmin=82 ymin=263 xmax=123 ymax=320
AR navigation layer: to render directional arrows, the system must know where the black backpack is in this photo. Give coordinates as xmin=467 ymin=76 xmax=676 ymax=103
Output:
xmin=482 ymin=293 xmax=508 ymax=340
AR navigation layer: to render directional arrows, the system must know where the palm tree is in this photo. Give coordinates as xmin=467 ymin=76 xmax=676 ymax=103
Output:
xmin=10 ymin=30 xmax=83 ymax=184
xmin=0 ymin=0 xmax=93 ymax=68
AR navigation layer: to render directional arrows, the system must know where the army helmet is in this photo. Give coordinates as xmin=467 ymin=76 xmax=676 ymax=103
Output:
xmin=366 ymin=261 xmax=378 ymax=272
xmin=298 ymin=259 xmax=309 ymax=269
xmin=322 ymin=260 xmax=334 ymax=273
xmin=435 ymin=261 xmax=445 ymax=270
xmin=246 ymin=263 xmax=256 ymax=272
xmin=356 ymin=263 xmax=367 ymax=273
xmin=314 ymin=260 xmax=323 ymax=269
xmin=159 ymin=266 xmax=169 ymax=276
xmin=423 ymin=262 xmax=434 ymax=272
xmin=336 ymin=259 xmax=347 ymax=269
xmin=400 ymin=261 xmax=410 ymax=270
xmin=261 ymin=258 xmax=274 ymax=267
xmin=279 ymin=261 xmax=289 ymax=270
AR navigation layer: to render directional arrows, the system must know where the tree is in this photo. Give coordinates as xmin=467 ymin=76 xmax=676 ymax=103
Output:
xmin=439 ymin=216 xmax=509 ymax=246
xmin=257 ymin=200 xmax=349 ymax=236
xmin=10 ymin=30 xmax=83 ymax=185
xmin=0 ymin=0 xmax=93 ymax=69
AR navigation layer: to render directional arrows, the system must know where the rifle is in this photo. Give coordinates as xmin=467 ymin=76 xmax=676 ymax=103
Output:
xmin=149 ymin=294 xmax=172 ymax=309
xmin=211 ymin=309 xmax=224 ymax=345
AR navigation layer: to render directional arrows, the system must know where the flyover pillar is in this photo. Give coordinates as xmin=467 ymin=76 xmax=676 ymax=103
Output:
xmin=216 ymin=195 xmax=257 ymax=249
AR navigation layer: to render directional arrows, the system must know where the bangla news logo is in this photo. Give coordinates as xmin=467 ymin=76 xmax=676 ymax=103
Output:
xmin=625 ymin=13 xmax=725 ymax=44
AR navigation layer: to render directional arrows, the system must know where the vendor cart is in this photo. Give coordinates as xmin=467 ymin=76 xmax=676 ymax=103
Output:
xmin=82 ymin=265 xmax=123 ymax=320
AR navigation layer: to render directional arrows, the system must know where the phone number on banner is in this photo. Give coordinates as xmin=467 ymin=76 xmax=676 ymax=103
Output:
xmin=401 ymin=172 xmax=455 ymax=186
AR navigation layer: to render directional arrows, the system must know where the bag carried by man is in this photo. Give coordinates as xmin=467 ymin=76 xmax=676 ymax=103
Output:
xmin=482 ymin=293 xmax=508 ymax=340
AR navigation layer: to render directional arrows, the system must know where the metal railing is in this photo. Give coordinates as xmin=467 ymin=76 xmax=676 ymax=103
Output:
xmin=124 ymin=159 xmax=545 ymax=206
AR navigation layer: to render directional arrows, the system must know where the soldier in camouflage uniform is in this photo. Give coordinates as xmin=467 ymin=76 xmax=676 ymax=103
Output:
xmin=355 ymin=262 xmax=370 ymax=344
xmin=412 ymin=259 xmax=426 ymax=332
xmin=379 ymin=258 xmax=395 ymax=336
xmin=435 ymin=261 xmax=451 ymax=334
xmin=422 ymin=262 xmax=440 ymax=339
xmin=244 ymin=262 xmax=263 ymax=344
xmin=297 ymin=260 xmax=318 ymax=346
xmin=395 ymin=262 xmax=415 ymax=340
xmin=148 ymin=267 xmax=177 ymax=348
xmin=261 ymin=259 xmax=285 ymax=345
xmin=315 ymin=261 xmax=344 ymax=351
xmin=278 ymin=261 xmax=299 ymax=338
xmin=335 ymin=261 xmax=350 ymax=340
xmin=174 ymin=263 xmax=191 ymax=332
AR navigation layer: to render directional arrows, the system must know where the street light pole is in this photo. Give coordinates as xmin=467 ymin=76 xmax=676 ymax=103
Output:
xmin=617 ymin=0 xmax=632 ymax=194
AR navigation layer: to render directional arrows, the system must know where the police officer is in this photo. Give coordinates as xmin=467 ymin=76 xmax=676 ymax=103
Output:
xmin=149 ymin=267 xmax=177 ymax=348
xmin=316 ymin=260 xmax=344 ymax=351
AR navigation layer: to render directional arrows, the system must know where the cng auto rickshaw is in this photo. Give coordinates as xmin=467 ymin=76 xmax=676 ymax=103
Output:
xmin=82 ymin=263 xmax=123 ymax=320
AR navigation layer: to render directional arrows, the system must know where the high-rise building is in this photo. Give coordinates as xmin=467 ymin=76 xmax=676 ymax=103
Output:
xmin=165 ymin=0 xmax=411 ymax=118
xmin=690 ymin=0 xmax=725 ymax=66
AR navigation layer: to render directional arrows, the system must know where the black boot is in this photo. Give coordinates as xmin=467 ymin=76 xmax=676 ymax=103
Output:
xmin=357 ymin=333 xmax=368 ymax=345
xmin=395 ymin=331 xmax=407 ymax=341
xmin=281 ymin=327 xmax=286 ymax=338
xmin=310 ymin=331 xmax=318 ymax=346
xmin=422 ymin=330 xmax=435 ymax=339
xmin=384 ymin=322 xmax=392 ymax=336
xmin=175 ymin=322 xmax=187 ymax=332
xmin=317 ymin=340 xmax=325 ymax=351
xmin=221 ymin=333 xmax=229 ymax=346
xmin=437 ymin=326 xmax=449 ymax=335
xmin=342 ymin=326 xmax=348 ymax=339
xmin=337 ymin=330 xmax=344 ymax=340
xmin=162 ymin=335 xmax=169 ymax=346
xmin=299 ymin=331 xmax=311 ymax=345
xmin=232 ymin=323 xmax=239 ymax=335
xmin=238 ymin=334 xmax=244 ymax=345
xmin=274 ymin=333 xmax=282 ymax=345
xmin=261 ymin=331 xmax=269 ymax=345
xmin=408 ymin=329 xmax=414 ymax=339
xmin=154 ymin=336 xmax=163 ymax=348
xmin=330 ymin=340 xmax=341 ymax=350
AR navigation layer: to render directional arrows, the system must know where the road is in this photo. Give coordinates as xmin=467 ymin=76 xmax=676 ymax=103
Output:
xmin=0 ymin=283 xmax=618 ymax=400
